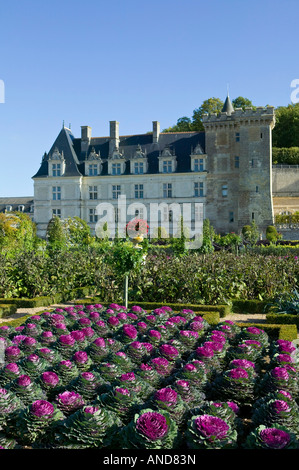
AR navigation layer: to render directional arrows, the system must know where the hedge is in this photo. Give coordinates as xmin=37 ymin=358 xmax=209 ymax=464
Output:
xmin=231 ymin=299 xmax=268 ymax=313
xmin=234 ymin=322 xmax=298 ymax=341
xmin=0 ymin=303 xmax=18 ymax=318
xmin=266 ymin=313 xmax=299 ymax=329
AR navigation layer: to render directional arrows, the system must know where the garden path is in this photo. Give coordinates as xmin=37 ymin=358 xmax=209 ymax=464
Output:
xmin=0 ymin=303 xmax=268 ymax=324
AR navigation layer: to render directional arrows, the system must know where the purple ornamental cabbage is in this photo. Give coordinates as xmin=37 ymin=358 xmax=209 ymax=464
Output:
xmin=55 ymin=390 xmax=85 ymax=416
xmin=120 ymin=408 xmax=179 ymax=449
xmin=244 ymin=425 xmax=298 ymax=449
xmin=186 ymin=414 xmax=237 ymax=449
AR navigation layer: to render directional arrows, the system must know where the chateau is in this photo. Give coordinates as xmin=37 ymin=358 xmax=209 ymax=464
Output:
xmin=31 ymin=95 xmax=277 ymax=239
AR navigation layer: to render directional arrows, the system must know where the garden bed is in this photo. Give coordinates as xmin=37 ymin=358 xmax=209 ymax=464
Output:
xmin=0 ymin=302 xmax=298 ymax=450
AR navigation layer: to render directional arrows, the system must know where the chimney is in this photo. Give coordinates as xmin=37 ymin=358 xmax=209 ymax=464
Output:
xmin=81 ymin=126 xmax=92 ymax=141
xmin=81 ymin=126 xmax=92 ymax=153
xmin=153 ymin=121 xmax=160 ymax=144
xmin=109 ymin=121 xmax=120 ymax=155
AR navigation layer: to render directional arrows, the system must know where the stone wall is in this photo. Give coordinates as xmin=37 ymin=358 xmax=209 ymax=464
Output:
xmin=272 ymin=165 xmax=299 ymax=196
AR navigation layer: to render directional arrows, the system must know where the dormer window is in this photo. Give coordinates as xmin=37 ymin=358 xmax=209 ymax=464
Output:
xmin=5 ymin=205 xmax=12 ymax=212
xmin=134 ymin=161 xmax=144 ymax=174
xmin=108 ymin=148 xmax=126 ymax=175
xmin=158 ymin=146 xmax=177 ymax=173
xmin=163 ymin=160 xmax=172 ymax=173
xmin=85 ymin=147 xmax=102 ymax=176
xmin=48 ymin=147 xmax=65 ymax=176
xmin=88 ymin=164 xmax=98 ymax=176
xmin=194 ymin=158 xmax=204 ymax=172
xmin=130 ymin=145 xmax=148 ymax=174
xmin=112 ymin=163 xmax=122 ymax=175
xmin=18 ymin=205 xmax=25 ymax=212
xmin=190 ymin=144 xmax=207 ymax=172
xmin=52 ymin=163 xmax=61 ymax=177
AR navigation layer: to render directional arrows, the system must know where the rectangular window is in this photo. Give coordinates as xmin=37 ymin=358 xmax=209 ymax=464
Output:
xmin=112 ymin=184 xmax=121 ymax=199
xmin=89 ymin=208 xmax=98 ymax=223
xmin=134 ymin=207 xmax=144 ymax=219
xmin=194 ymin=182 xmax=204 ymax=197
xmin=89 ymin=186 xmax=98 ymax=200
xmin=194 ymin=158 xmax=204 ymax=172
xmin=52 ymin=208 xmax=61 ymax=218
xmin=252 ymin=212 xmax=255 ymax=220
xmin=229 ymin=211 xmax=234 ymax=223
xmin=134 ymin=162 xmax=144 ymax=174
xmin=112 ymin=163 xmax=121 ymax=175
xmin=163 ymin=183 xmax=172 ymax=198
xmin=256 ymin=186 xmax=259 ymax=193
xmin=134 ymin=184 xmax=144 ymax=199
xmin=52 ymin=186 xmax=61 ymax=200
xmin=234 ymin=156 xmax=239 ymax=168
xmin=222 ymin=185 xmax=228 ymax=197
xmin=162 ymin=160 xmax=172 ymax=173
xmin=88 ymin=164 xmax=98 ymax=176
xmin=52 ymin=163 xmax=61 ymax=177
xmin=235 ymin=132 xmax=240 ymax=142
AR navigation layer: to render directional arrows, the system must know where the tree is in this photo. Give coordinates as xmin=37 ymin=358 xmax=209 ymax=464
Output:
xmin=198 ymin=218 xmax=215 ymax=253
xmin=232 ymin=96 xmax=255 ymax=110
xmin=162 ymin=96 xmax=255 ymax=133
xmin=162 ymin=116 xmax=193 ymax=133
xmin=0 ymin=212 xmax=38 ymax=252
xmin=63 ymin=217 xmax=92 ymax=246
xmin=47 ymin=217 xmax=67 ymax=250
xmin=272 ymin=103 xmax=299 ymax=148
xmin=241 ymin=221 xmax=259 ymax=246
xmin=191 ymin=97 xmax=224 ymax=131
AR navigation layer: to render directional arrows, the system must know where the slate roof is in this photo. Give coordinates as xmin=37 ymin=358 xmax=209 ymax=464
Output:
xmin=222 ymin=95 xmax=234 ymax=115
xmin=0 ymin=197 xmax=34 ymax=214
xmin=33 ymin=126 xmax=206 ymax=178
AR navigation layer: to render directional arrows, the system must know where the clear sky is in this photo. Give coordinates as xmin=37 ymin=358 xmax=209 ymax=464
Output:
xmin=0 ymin=0 xmax=298 ymax=196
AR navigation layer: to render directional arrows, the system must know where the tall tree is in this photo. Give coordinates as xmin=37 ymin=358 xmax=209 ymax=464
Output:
xmin=162 ymin=96 xmax=255 ymax=133
xmin=272 ymin=103 xmax=299 ymax=148
xmin=191 ymin=97 xmax=224 ymax=131
xmin=232 ymin=96 xmax=255 ymax=110
xmin=0 ymin=212 xmax=37 ymax=252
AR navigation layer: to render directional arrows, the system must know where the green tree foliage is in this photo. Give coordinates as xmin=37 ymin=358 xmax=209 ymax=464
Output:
xmin=0 ymin=212 xmax=38 ymax=252
xmin=241 ymin=221 xmax=260 ymax=246
xmin=272 ymin=103 xmax=299 ymax=148
xmin=163 ymin=96 xmax=253 ymax=133
xmin=63 ymin=217 xmax=92 ymax=246
xmin=47 ymin=216 xmax=92 ymax=250
xmin=191 ymin=97 xmax=224 ymax=131
xmin=198 ymin=218 xmax=215 ymax=253
xmin=272 ymin=147 xmax=299 ymax=165
xmin=47 ymin=217 xmax=67 ymax=250
xmin=266 ymin=225 xmax=279 ymax=243
xmin=231 ymin=96 xmax=255 ymax=110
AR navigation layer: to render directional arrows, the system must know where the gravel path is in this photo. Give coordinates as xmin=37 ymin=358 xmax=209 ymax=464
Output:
xmin=0 ymin=303 xmax=268 ymax=324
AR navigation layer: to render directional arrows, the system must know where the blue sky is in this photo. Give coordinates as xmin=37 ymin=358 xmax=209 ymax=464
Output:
xmin=0 ymin=0 xmax=298 ymax=196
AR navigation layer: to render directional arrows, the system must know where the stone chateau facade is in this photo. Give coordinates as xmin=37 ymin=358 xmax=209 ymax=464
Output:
xmin=31 ymin=95 xmax=277 ymax=239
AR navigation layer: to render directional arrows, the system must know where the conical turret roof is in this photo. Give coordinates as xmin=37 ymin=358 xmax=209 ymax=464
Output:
xmin=222 ymin=94 xmax=234 ymax=115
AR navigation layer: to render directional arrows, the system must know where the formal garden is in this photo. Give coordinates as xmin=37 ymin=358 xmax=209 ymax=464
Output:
xmin=0 ymin=213 xmax=298 ymax=450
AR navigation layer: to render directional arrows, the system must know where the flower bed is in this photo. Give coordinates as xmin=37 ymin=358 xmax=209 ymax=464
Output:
xmin=0 ymin=303 xmax=298 ymax=449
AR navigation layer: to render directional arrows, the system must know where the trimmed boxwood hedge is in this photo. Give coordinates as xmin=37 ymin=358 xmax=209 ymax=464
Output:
xmin=233 ymin=322 xmax=298 ymax=341
xmin=231 ymin=299 xmax=269 ymax=313
xmin=0 ymin=303 xmax=18 ymax=318
xmin=266 ymin=313 xmax=299 ymax=328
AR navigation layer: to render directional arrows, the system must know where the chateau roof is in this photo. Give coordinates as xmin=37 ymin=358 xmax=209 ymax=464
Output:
xmin=0 ymin=197 xmax=34 ymax=214
xmin=33 ymin=126 xmax=206 ymax=178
